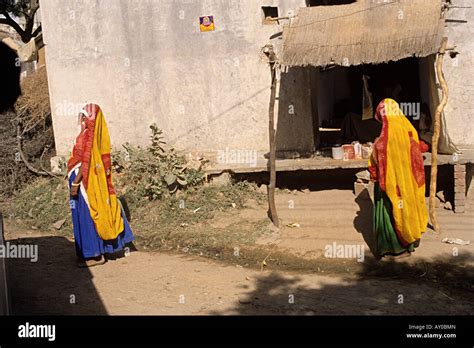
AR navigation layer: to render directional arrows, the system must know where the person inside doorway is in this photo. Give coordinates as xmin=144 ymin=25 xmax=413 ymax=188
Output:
xmin=413 ymin=103 xmax=433 ymax=153
xmin=339 ymin=82 xmax=403 ymax=144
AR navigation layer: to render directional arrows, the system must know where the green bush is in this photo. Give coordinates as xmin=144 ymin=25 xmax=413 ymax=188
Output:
xmin=113 ymin=124 xmax=205 ymax=201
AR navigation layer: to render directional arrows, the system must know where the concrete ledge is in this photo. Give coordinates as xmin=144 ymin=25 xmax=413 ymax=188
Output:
xmin=205 ymin=149 xmax=474 ymax=175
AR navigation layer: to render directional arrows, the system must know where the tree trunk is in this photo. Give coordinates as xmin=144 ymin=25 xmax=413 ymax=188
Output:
xmin=429 ymin=37 xmax=449 ymax=233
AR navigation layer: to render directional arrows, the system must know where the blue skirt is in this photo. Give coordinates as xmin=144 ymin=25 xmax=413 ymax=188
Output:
xmin=69 ymin=171 xmax=135 ymax=259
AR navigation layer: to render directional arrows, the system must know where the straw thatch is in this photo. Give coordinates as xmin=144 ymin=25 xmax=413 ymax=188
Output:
xmin=282 ymin=0 xmax=445 ymax=67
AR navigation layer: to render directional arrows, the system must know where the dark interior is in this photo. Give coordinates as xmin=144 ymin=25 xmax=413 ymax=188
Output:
xmin=312 ymin=57 xmax=422 ymax=149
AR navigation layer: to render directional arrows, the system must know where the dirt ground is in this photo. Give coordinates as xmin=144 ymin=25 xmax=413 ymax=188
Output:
xmin=5 ymin=188 xmax=474 ymax=315
xmin=261 ymin=188 xmax=474 ymax=261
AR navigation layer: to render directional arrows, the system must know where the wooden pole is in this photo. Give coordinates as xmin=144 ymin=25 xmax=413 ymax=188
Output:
xmin=265 ymin=46 xmax=279 ymax=227
xmin=429 ymin=37 xmax=449 ymax=233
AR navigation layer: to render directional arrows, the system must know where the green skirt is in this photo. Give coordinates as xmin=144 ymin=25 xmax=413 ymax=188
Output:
xmin=374 ymin=183 xmax=419 ymax=257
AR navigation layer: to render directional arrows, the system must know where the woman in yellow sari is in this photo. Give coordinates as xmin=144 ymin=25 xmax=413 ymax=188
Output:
xmin=369 ymin=99 xmax=428 ymax=258
xmin=68 ymin=103 xmax=134 ymax=267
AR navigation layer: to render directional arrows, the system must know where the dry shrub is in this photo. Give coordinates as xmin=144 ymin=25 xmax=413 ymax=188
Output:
xmin=15 ymin=66 xmax=51 ymax=125
xmin=0 ymin=67 xmax=55 ymax=198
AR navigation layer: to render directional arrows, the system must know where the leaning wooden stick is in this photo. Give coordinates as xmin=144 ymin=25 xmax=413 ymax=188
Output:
xmin=16 ymin=124 xmax=58 ymax=178
xmin=429 ymin=37 xmax=449 ymax=233
xmin=265 ymin=45 xmax=279 ymax=227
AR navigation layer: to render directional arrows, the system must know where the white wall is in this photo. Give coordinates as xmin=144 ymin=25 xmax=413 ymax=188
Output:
xmin=442 ymin=0 xmax=474 ymax=146
xmin=40 ymin=0 xmax=313 ymax=160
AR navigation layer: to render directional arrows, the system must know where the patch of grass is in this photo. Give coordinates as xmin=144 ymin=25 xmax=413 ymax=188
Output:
xmin=128 ymin=181 xmax=267 ymax=249
xmin=139 ymin=219 xmax=269 ymax=253
xmin=9 ymin=177 xmax=71 ymax=232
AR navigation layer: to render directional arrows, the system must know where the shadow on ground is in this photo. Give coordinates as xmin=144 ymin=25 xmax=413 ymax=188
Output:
xmin=353 ymin=189 xmax=376 ymax=255
xmin=6 ymin=235 xmax=473 ymax=316
xmin=6 ymin=236 xmax=108 ymax=315
xmin=212 ymin=252 xmax=474 ymax=315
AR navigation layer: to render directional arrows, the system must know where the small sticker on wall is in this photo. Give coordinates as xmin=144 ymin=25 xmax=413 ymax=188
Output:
xmin=200 ymin=16 xmax=215 ymax=32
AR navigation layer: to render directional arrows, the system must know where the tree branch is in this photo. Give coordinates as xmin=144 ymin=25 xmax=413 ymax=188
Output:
xmin=16 ymin=124 xmax=50 ymax=177
xmin=29 ymin=0 xmax=40 ymax=16
xmin=40 ymin=145 xmax=63 ymax=178
xmin=0 ymin=11 xmax=26 ymax=37
xmin=429 ymin=37 xmax=449 ymax=233
xmin=23 ymin=1 xmax=41 ymax=41
xmin=32 ymin=24 xmax=41 ymax=37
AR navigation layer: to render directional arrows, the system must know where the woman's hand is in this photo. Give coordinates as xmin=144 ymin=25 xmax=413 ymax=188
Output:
xmin=70 ymin=184 xmax=80 ymax=197
xmin=70 ymin=166 xmax=83 ymax=197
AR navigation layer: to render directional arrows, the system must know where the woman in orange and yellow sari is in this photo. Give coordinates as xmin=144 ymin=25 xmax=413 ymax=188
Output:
xmin=67 ymin=103 xmax=134 ymax=267
xmin=369 ymin=98 xmax=428 ymax=258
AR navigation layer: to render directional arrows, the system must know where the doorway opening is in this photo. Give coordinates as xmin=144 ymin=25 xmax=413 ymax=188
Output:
xmin=310 ymin=57 xmax=434 ymax=154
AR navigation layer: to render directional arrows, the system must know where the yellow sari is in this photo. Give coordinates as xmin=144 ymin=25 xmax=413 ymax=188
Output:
xmin=369 ymin=99 xmax=428 ymax=254
xmin=86 ymin=108 xmax=124 ymax=240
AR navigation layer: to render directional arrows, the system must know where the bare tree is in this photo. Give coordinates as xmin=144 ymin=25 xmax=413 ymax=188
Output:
xmin=0 ymin=0 xmax=41 ymax=43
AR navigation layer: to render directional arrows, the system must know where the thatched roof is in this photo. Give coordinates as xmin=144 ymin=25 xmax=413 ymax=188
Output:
xmin=282 ymin=0 xmax=445 ymax=67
